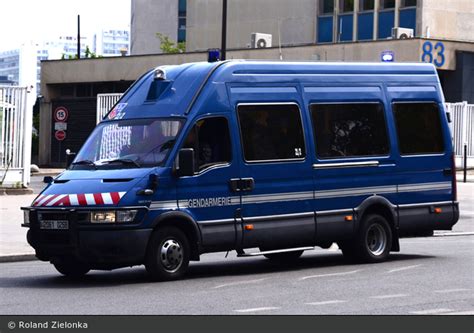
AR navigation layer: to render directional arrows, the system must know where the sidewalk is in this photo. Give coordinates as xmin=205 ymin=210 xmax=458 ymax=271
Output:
xmin=0 ymin=181 xmax=472 ymax=263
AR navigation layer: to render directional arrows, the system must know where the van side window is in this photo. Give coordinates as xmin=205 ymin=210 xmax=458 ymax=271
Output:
xmin=392 ymin=102 xmax=444 ymax=155
xmin=311 ymin=103 xmax=389 ymax=158
xmin=237 ymin=104 xmax=306 ymax=161
xmin=182 ymin=117 xmax=232 ymax=171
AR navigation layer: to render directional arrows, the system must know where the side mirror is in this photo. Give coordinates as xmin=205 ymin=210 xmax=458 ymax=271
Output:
xmin=43 ymin=176 xmax=53 ymax=184
xmin=177 ymin=148 xmax=195 ymax=177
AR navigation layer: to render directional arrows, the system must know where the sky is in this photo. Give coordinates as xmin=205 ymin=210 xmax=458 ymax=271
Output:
xmin=0 ymin=0 xmax=131 ymax=51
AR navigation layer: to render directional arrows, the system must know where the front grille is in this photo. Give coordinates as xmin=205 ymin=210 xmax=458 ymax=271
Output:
xmin=36 ymin=211 xmax=89 ymax=223
xmin=38 ymin=212 xmax=68 ymax=222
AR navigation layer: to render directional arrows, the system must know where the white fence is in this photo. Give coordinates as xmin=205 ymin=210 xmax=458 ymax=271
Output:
xmin=96 ymin=93 xmax=123 ymax=124
xmin=0 ymin=86 xmax=32 ymax=186
xmin=446 ymin=102 xmax=474 ymax=168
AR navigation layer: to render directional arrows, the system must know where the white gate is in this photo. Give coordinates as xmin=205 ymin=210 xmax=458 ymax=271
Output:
xmin=0 ymin=86 xmax=32 ymax=187
xmin=446 ymin=102 xmax=474 ymax=168
xmin=96 ymin=93 xmax=123 ymax=124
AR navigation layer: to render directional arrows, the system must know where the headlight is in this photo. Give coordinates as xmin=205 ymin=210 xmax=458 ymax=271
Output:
xmin=90 ymin=211 xmax=116 ymax=223
xmin=23 ymin=210 xmax=30 ymax=226
xmin=116 ymin=210 xmax=137 ymax=223
xmin=90 ymin=210 xmax=138 ymax=223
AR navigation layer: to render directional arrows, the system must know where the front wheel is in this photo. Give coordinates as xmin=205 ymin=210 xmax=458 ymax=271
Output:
xmin=145 ymin=227 xmax=190 ymax=281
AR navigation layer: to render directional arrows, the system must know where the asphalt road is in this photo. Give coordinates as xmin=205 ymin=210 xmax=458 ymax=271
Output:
xmin=0 ymin=235 xmax=472 ymax=315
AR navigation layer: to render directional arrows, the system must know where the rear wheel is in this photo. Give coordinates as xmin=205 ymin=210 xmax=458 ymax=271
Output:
xmin=340 ymin=214 xmax=392 ymax=263
xmin=145 ymin=227 xmax=190 ymax=281
xmin=53 ymin=258 xmax=90 ymax=278
xmin=263 ymin=250 xmax=304 ymax=262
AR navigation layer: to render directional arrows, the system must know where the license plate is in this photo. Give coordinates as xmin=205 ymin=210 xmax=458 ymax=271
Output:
xmin=40 ymin=220 xmax=69 ymax=230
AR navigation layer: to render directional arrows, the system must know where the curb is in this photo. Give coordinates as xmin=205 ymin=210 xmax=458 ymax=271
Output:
xmin=433 ymin=231 xmax=474 ymax=237
xmin=0 ymin=254 xmax=37 ymax=263
xmin=0 ymin=188 xmax=34 ymax=196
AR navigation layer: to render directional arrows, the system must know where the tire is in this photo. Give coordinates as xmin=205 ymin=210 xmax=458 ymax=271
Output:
xmin=355 ymin=214 xmax=392 ymax=263
xmin=53 ymin=259 xmax=90 ymax=278
xmin=263 ymin=250 xmax=304 ymax=262
xmin=145 ymin=226 xmax=190 ymax=281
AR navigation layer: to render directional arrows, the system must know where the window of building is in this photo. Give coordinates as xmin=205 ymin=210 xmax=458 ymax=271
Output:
xmin=182 ymin=117 xmax=232 ymax=171
xmin=320 ymin=0 xmax=335 ymax=15
xmin=380 ymin=0 xmax=395 ymax=9
xmin=360 ymin=0 xmax=375 ymax=11
xmin=178 ymin=0 xmax=187 ymax=43
xmin=340 ymin=0 xmax=354 ymax=13
xmin=401 ymin=0 xmax=417 ymax=7
xmin=392 ymin=102 xmax=444 ymax=155
xmin=311 ymin=103 xmax=389 ymax=159
xmin=238 ymin=104 xmax=306 ymax=162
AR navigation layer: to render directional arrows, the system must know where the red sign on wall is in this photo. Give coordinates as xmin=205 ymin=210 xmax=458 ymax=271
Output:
xmin=55 ymin=130 xmax=66 ymax=141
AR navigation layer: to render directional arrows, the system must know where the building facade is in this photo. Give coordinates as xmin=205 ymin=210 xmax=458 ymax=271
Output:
xmin=131 ymin=0 xmax=187 ymax=55
xmin=131 ymin=0 xmax=474 ymax=53
xmin=94 ymin=29 xmax=130 ymax=56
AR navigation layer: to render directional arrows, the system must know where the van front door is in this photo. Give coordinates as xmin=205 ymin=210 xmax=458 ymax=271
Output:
xmin=236 ymin=103 xmax=315 ymax=251
xmin=176 ymin=116 xmax=240 ymax=252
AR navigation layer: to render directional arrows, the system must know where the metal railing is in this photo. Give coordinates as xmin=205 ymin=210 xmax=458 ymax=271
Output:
xmin=96 ymin=93 xmax=123 ymax=124
xmin=446 ymin=102 xmax=474 ymax=157
xmin=0 ymin=86 xmax=31 ymax=186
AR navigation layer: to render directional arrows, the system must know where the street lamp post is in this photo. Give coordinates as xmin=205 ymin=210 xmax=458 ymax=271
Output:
xmin=221 ymin=0 xmax=227 ymax=60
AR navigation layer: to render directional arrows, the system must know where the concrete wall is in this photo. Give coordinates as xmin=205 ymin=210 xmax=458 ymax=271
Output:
xmin=421 ymin=0 xmax=474 ymax=41
xmin=130 ymin=0 xmax=178 ymax=55
xmin=186 ymin=0 xmax=317 ymax=51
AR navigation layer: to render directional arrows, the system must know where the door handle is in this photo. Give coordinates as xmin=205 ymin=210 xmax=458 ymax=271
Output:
xmin=443 ymin=168 xmax=453 ymax=176
xmin=229 ymin=178 xmax=255 ymax=192
xmin=229 ymin=178 xmax=241 ymax=192
xmin=241 ymin=178 xmax=255 ymax=192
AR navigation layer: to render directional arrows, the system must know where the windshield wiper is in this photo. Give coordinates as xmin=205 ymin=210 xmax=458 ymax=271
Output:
xmin=102 ymin=158 xmax=141 ymax=168
xmin=71 ymin=160 xmax=97 ymax=169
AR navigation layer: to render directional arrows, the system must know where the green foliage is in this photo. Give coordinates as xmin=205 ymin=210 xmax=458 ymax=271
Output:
xmin=61 ymin=45 xmax=101 ymax=60
xmin=156 ymin=33 xmax=186 ymax=54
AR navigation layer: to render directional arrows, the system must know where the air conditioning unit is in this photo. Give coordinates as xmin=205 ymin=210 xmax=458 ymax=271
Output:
xmin=392 ymin=27 xmax=414 ymax=39
xmin=251 ymin=33 xmax=272 ymax=48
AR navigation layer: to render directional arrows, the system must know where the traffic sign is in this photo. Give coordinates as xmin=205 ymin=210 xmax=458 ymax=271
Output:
xmin=55 ymin=130 xmax=66 ymax=141
xmin=54 ymin=107 xmax=69 ymax=122
xmin=54 ymin=122 xmax=67 ymax=131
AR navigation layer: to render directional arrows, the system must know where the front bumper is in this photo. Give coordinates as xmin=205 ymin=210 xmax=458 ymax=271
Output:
xmin=23 ymin=207 xmax=151 ymax=269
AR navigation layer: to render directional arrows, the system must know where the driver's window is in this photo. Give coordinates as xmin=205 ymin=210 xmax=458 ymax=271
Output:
xmin=183 ymin=117 xmax=232 ymax=171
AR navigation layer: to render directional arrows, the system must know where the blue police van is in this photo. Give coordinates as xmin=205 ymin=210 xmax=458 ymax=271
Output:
xmin=22 ymin=60 xmax=459 ymax=281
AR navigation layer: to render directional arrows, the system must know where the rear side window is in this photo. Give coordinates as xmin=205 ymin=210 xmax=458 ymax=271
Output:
xmin=392 ymin=102 xmax=444 ymax=155
xmin=237 ymin=104 xmax=306 ymax=161
xmin=311 ymin=103 xmax=389 ymax=158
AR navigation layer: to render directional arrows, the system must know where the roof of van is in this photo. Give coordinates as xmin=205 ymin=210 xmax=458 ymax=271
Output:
xmin=211 ymin=60 xmax=438 ymax=78
xmin=105 ymin=60 xmax=439 ymax=121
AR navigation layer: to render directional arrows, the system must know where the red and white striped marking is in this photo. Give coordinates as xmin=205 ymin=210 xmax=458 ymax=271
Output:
xmin=32 ymin=192 xmax=126 ymax=207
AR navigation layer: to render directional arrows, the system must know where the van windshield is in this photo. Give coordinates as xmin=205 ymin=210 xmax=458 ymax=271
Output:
xmin=72 ymin=118 xmax=183 ymax=169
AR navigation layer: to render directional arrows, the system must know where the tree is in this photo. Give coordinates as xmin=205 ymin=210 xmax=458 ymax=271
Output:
xmin=156 ymin=33 xmax=186 ymax=54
